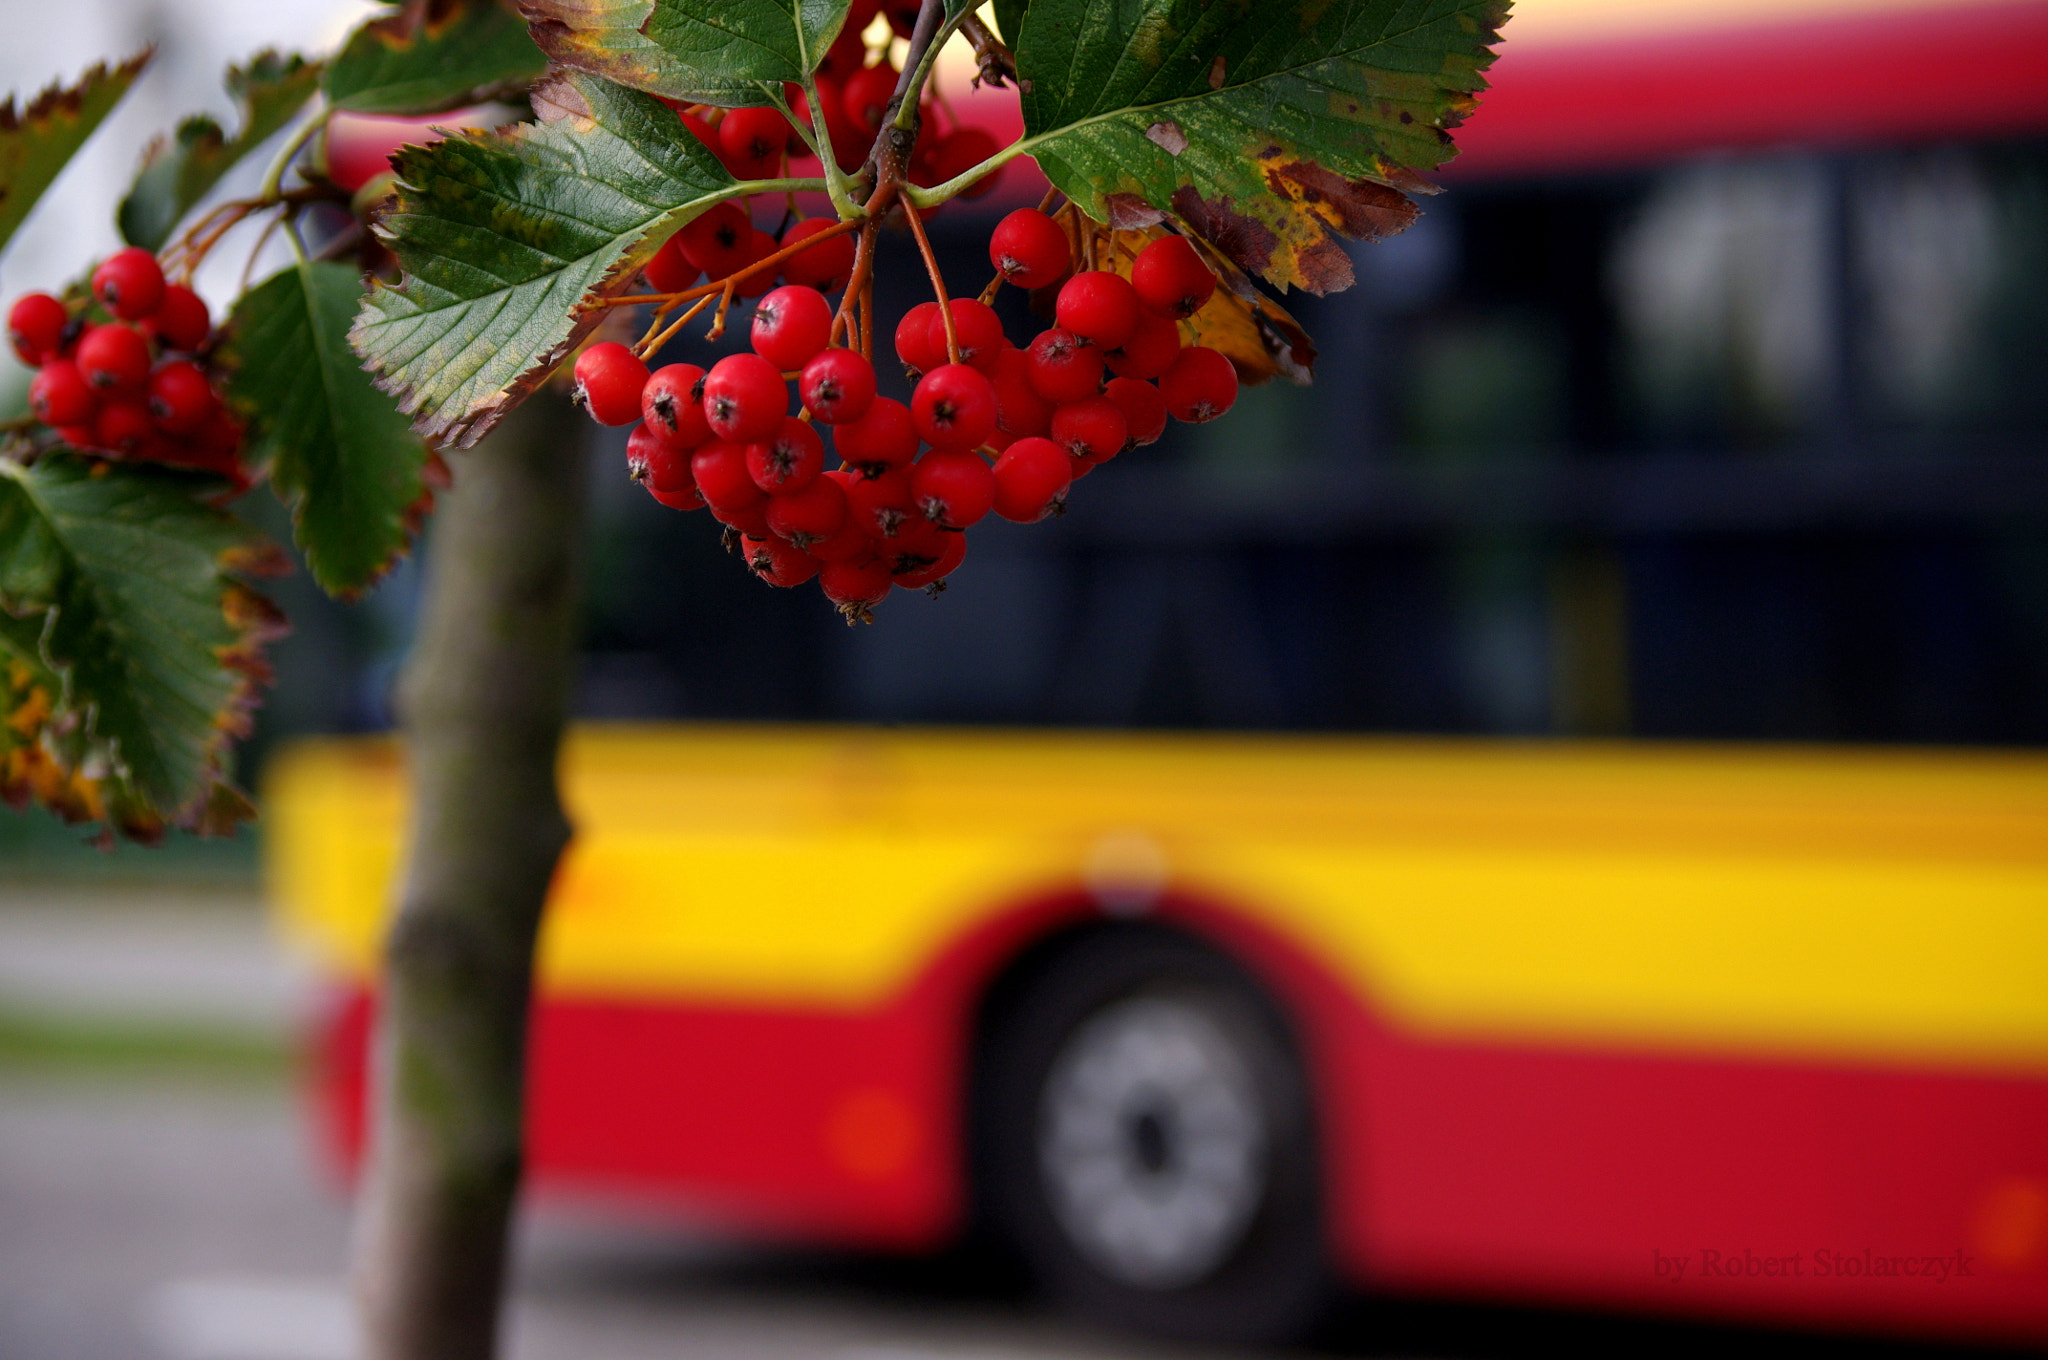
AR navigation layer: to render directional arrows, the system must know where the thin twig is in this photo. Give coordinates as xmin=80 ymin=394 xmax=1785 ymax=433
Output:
xmin=599 ymin=216 xmax=862 ymax=310
xmin=900 ymin=198 xmax=957 ymax=362
xmin=636 ymin=293 xmax=716 ymax=357
xmin=959 ymin=12 xmax=1018 ymax=89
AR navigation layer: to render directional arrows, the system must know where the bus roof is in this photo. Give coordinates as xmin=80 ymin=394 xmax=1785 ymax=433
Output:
xmin=1451 ymin=0 xmax=2048 ymax=177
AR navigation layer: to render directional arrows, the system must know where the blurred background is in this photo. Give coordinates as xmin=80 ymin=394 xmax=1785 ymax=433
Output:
xmin=2 ymin=0 xmax=2045 ymax=1356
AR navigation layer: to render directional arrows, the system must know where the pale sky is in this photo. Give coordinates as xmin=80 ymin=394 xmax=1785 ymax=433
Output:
xmin=0 ymin=0 xmax=380 ymax=304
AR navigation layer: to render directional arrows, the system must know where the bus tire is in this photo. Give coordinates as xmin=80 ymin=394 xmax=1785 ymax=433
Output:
xmin=975 ymin=925 xmax=1330 ymax=1343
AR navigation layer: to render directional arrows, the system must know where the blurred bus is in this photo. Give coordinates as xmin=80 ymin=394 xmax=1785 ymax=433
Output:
xmin=270 ymin=728 xmax=2048 ymax=1345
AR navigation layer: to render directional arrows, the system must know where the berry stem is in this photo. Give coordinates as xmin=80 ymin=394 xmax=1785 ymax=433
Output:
xmin=830 ymin=194 xmax=890 ymax=351
xmin=959 ymin=12 xmax=1018 ymax=89
xmin=899 ymin=198 xmax=959 ymax=363
xmin=705 ymin=280 xmax=740 ymax=341
xmin=257 ymin=99 xmax=328 ymax=205
xmin=602 ymin=215 xmax=861 ymax=310
xmin=635 ymin=292 xmax=715 ymax=356
xmin=888 ymin=0 xmax=959 ymax=136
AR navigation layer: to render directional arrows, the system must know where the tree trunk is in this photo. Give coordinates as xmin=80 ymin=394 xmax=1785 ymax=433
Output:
xmin=351 ymin=394 xmax=587 ymax=1360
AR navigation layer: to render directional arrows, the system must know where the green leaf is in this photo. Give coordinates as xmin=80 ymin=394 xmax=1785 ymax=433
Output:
xmin=0 ymin=456 xmax=281 ymax=834
xmin=520 ymin=0 xmax=855 ymax=106
xmin=117 ymin=52 xmax=322 ymax=252
xmin=327 ymin=1 xmax=548 ymax=115
xmin=992 ymin=0 xmax=1029 ymax=45
xmin=0 ymin=53 xmax=150 ymax=257
xmin=226 ymin=262 xmax=429 ymax=598
xmin=1014 ymin=0 xmax=1509 ymax=295
xmin=353 ymin=70 xmax=746 ymax=448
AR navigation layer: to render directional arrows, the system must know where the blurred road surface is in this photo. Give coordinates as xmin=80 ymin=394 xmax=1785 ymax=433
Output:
xmin=0 ymin=886 xmax=1981 ymax=1360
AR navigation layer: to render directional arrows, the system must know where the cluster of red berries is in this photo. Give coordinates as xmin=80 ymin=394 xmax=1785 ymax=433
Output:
xmin=662 ymin=0 xmax=999 ymax=213
xmin=577 ymin=207 xmax=1237 ymax=623
xmin=8 ymin=248 xmax=242 ymax=483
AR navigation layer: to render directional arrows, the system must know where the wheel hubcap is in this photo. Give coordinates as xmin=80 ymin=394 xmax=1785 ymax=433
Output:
xmin=1037 ymin=993 xmax=1267 ymax=1290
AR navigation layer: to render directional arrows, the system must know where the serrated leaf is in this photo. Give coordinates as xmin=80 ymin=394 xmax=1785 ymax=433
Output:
xmin=1014 ymin=0 xmax=1508 ymax=295
xmin=0 ymin=456 xmax=283 ymax=837
xmin=519 ymin=0 xmax=855 ymax=106
xmin=118 ymin=52 xmax=323 ymax=252
xmin=0 ymin=53 xmax=150 ymax=257
xmin=353 ymin=70 xmax=747 ymax=448
xmin=328 ymin=0 xmax=548 ymax=115
xmin=226 ymin=262 xmax=429 ymax=598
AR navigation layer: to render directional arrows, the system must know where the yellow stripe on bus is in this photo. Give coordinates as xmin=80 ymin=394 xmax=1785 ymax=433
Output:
xmin=266 ymin=727 xmax=2048 ymax=1074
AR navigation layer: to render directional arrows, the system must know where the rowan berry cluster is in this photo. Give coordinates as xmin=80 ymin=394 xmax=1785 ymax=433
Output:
xmin=579 ymin=206 xmax=1237 ymax=624
xmin=8 ymin=247 xmax=243 ymax=485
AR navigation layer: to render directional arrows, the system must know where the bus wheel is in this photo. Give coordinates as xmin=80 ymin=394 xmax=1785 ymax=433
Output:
xmin=976 ymin=926 xmax=1329 ymax=1343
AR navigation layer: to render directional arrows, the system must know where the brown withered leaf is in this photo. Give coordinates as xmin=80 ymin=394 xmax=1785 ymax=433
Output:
xmin=1099 ymin=224 xmax=1316 ymax=387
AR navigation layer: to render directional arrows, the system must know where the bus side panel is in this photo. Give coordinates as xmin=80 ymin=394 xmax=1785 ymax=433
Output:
xmin=1161 ymin=900 xmax=2048 ymax=1344
xmin=311 ymin=897 xmax=2048 ymax=1344
xmin=1354 ymin=1029 xmax=2048 ymax=1342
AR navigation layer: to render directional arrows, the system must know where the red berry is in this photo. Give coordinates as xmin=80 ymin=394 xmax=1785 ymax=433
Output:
xmin=692 ymin=440 xmax=768 ymax=516
xmin=91 ymin=247 xmax=165 ymax=322
xmin=146 ymin=361 xmax=217 ymax=434
xmin=1051 ymin=395 xmax=1127 ymax=463
xmin=806 ymin=474 xmax=880 ymax=562
xmin=894 ymin=301 xmax=946 ymax=376
xmin=780 ymin=219 xmax=856 ymax=291
xmin=8 ymin=293 xmax=69 ymax=366
xmin=701 ymin=352 xmax=787 ymax=444
xmin=911 ymin=448 xmax=995 ymax=529
xmin=677 ymin=202 xmax=753 ymax=278
xmin=844 ymin=467 xmax=916 ymax=537
xmin=833 ymin=394 xmax=916 ymax=470
xmin=990 ymin=346 xmax=1053 ymax=436
xmin=911 ymin=362 xmax=997 ymax=450
xmin=989 ymin=209 xmax=1071 ymax=290
xmin=879 ymin=514 xmax=947 ymax=571
xmin=765 ymin=472 xmax=847 ymax=548
xmin=927 ymin=298 xmax=1004 ymax=372
xmin=1105 ymin=308 xmax=1181 ymax=381
xmin=93 ymin=400 xmax=155 ymax=457
xmin=76 ymin=324 xmax=151 ymax=393
xmin=572 ymin=341 xmax=649 ymax=426
xmin=644 ymin=235 xmax=699 ymax=293
xmin=743 ymin=535 xmax=821 ymax=588
xmin=142 ymin=284 xmax=210 ymax=352
xmin=641 ymin=363 xmax=712 ymax=449
xmin=926 ymin=128 xmax=1002 ymax=198
xmin=53 ymin=423 xmax=97 ymax=450
xmin=746 ymin=416 xmax=825 ymax=494
xmin=1024 ymin=327 xmax=1104 ymax=405
xmin=883 ymin=1 xmax=921 ymax=38
xmin=31 ymin=360 xmax=96 ymax=426
xmin=734 ymin=230 xmax=782 ymax=299
xmin=991 ymin=436 xmax=1073 ymax=523
xmin=842 ymin=63 xmax=898 ymax=134
xmin=1160 ymin=345 xmax=1237 ymax=423
xmin=893 ymin=528 xmax=966 ymax=591
xmin=679 ymin=109 xmax=720 ymax=158
xmin=799 ymin=347 xmax=875 ymax=425
xmin=1056 ymin=271 xmax=1140 ymax=350
xmin=751 ymin=285 xmax=834 ymax=372
xmin=718 ymin=106 xmax=787 ymax=179
xmin=1130 ymin=234 xmax=1217 ymax=319
xmin=627 ymin=422 xmax=706 ymax=509
xmin=1105 ymin=376 xmax=1168 ymax=446
xmin=820 ymin=556 xmax=893 ymax=617
xmin=816 ymin=22 xmax=868 ymax=82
